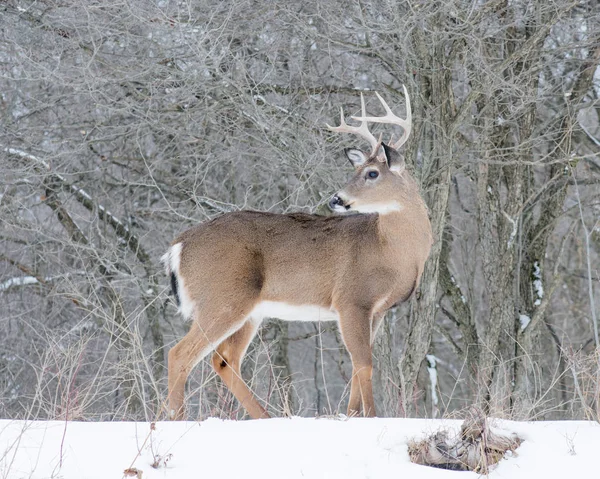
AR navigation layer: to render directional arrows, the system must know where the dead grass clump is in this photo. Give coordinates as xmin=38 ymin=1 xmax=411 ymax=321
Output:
xmin=408 ymin=414 xmax=522 ymax=473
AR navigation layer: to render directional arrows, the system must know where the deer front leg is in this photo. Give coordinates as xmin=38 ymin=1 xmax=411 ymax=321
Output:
xmin=338 ymin=306 xmax=375 ymax=417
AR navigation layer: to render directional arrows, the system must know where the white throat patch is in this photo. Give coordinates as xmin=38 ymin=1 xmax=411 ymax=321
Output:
xmin=352 ymin=201 xmax=402 ymax=215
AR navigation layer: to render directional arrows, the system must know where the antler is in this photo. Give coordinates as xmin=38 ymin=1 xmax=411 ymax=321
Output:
xmin=350 ymin=85 xmax=412 ymax=151
xmin=326 ymin=93 xmax=379 ymax=157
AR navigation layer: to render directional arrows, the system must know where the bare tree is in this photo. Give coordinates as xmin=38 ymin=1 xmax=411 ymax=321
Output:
xmin=1 ymin=0 xmax=599 ymax=420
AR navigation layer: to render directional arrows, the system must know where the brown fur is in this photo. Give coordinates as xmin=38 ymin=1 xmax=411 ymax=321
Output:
xmin=165 ymin=93 xmax=432 ymax=420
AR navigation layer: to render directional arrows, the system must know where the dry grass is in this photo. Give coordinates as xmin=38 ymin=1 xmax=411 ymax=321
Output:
xmin=408 ymin=410 xmax=522 ymax=473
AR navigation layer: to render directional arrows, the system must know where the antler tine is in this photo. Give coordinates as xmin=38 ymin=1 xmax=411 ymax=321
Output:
xmin=326 ymin=93 xmax=379 ymax=156
xmin=350 ymin=85 xmax=412 ymax=150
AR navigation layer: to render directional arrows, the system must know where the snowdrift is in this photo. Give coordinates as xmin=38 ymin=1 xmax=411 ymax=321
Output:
xmin=1 ymin=417 xmax=598 ymax=478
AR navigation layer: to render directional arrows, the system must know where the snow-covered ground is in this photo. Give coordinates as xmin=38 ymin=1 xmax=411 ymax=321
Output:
xmin=1 ymin=417 xmax=598 ymax=478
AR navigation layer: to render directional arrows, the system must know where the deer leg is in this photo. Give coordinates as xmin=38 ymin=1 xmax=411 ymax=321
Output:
xmin=347 ymin=375 xmax=363 ymax=417
xmin=338 ymin=307 xmax=375 ymax=417
xmin=371 ymin=312 xmax=386 ymax=345
xmin=168 ymin=313 xmax=249 ymax=420
xmin=211 ymin=317 xmax=269 ymax=419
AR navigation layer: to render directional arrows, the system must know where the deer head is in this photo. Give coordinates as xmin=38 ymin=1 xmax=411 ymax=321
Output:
xmin=326 ymin=87 xmax=413 ymax=215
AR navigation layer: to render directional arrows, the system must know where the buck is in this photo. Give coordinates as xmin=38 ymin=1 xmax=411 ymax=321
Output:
xmin=162 ymin=87 xmax=432 ymax=419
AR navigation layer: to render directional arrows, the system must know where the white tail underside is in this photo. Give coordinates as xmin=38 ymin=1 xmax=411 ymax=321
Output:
xmin=162 ymin=243 xmax=195 ymax=320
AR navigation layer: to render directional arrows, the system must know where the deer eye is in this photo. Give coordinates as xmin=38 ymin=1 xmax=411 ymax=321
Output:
xmin=367 ymin=170 xmax=379 ymax=179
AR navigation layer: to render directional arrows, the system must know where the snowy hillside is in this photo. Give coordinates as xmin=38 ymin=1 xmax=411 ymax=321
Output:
xmin=1 ymin=417 xmax=598 ymax=479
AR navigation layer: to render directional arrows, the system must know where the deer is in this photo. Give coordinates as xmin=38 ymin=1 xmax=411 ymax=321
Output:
xmin=162 ymin=86 xmax=432 ymax=420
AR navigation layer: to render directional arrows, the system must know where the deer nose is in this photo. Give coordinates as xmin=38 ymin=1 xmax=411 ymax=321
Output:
xmin=328 ymin=195 xmax=345 ymax=211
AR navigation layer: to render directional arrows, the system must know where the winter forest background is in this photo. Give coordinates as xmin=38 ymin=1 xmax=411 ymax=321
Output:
xmin=1 ymin=0 xmax=599 ymax=422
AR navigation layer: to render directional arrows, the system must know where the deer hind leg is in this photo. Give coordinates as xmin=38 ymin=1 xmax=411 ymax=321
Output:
xmin=338 ymin=306 xmax=375 ymax=417
xmin=211 ymin=317 xmax=269 ymax=419
xmin=168 ymin=309 xmax=251 ymax=420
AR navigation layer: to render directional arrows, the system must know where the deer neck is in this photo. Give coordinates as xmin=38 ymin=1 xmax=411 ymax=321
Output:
xmin=376 ymin=197 xmax=431 ymax=247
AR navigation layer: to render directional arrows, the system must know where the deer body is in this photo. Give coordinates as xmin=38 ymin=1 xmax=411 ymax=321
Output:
xmin=164 ymin=88 xmax=432 ymax=419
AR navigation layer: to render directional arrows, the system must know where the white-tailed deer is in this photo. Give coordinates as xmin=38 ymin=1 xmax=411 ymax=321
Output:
xmin=163 ymin=87 xmax=432 ymax=419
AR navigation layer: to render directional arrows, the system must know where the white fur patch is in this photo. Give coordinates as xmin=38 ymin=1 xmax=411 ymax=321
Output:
xmin=330 ymin=203 xmax=348 ymax=213
xmin=352 ymin=201 xmax=402 ymax=214
xmin=162 ymin=243 xmax=195 ymax=320
xmin=249 ymin=301 xmax=339 ymax=323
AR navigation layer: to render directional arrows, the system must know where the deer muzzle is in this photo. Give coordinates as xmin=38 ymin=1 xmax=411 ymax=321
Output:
xmin=329 ymin=195 xmax=350 ymax=212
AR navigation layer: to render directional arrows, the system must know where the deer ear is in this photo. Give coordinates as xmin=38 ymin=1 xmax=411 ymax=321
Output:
xmin=344 ymin=148 xmax=369 ymax=169
xmin=382 ymin=143 xmax=405 ymax=175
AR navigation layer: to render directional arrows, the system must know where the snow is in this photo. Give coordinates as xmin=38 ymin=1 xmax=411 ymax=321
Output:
xmin=520 ymin=314 xmax=531 ymax=331
xmin=0 ymin=276 xmax=39 ymax=291
xmin=503 ymin=211 xmax=518 ymax=248
xmin=1 ymin=418 xmax=598 ymax=479
xmin=425 ymin=355 xmax=439 ymax=413
xmin=73 ymin=185 xmax=92 ymax=201
xmin=533 ymin=261 xmax=544 ymax=306
xmin=4 ymin=147 xmax=50 ymax=169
